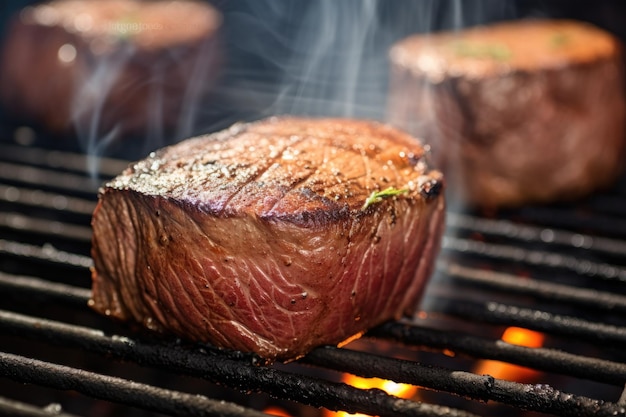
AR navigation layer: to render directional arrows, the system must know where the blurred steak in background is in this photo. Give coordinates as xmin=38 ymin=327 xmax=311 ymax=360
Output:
xmin=0 ymin=0 xmax=222 ymax=150
xmin=388 ymin=19 xmax=626 ymax=209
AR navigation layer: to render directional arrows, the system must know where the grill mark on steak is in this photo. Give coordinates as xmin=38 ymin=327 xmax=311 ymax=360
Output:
xmin=260 ymin=140 xmax=369 ymax=224
xmin=355 ymin=143 xmax=375 ymax=194
xmin=261 ymin=168 xmax=321 ymax=220
xmin=220 ymin=133 xmax=308 ymax=216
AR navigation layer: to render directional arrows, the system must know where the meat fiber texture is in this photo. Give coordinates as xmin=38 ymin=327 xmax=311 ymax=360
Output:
xmin=90 ymin=117 xmax=445 ymax=361
xmin=388 ymin=19 xmax=626 ymax=208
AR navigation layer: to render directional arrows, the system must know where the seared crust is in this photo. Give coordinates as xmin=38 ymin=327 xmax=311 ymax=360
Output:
xmin=108 ymin=117 xmax=443 ymax=226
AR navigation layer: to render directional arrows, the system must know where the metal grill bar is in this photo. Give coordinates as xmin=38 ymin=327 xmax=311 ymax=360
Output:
xmin=0 ymin=396 xmax=79 ymax=417
xmin=0 ymin=162 xmax=99 ymax=194
xmin=0 ymin=272 xmax=91 ymax=306
xmin=0 ymin=352 xmax=269 ymax=417
xmin=439 ymin=300 xmax=626 ymax=345
xmin=0 ymin=184 xmax=96 ymax=215
xmin=0 ymin=143 xmax=128 ymax=178
xmin=0 ymin=212 xmax=92 ymax=241
xmin=0 ymin=239 xmax=92 ymax=268
xmin=0 ymin=310 xmax=479 ymax=417
xmin=441 ymin=262 xmax=626 ymax=313
xmin=369 ymin=322 xmax=626 ymax=386
xmin=304 ymin=347 xmax=626 ymax=417
xmin=448 ymin=212 xmax=626 ymax=256
xmin=510 ymin=206 xmax=626 ymax=240
xmin=443 ymin=236 xmax=626 ymax=282
xmin=2 ymin=306 xmax=625 ymax=417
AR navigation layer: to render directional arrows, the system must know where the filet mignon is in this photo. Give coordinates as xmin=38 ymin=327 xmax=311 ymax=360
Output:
xmin=90 ymin=117 xmax=445 ymax=361
xmin=0 ymin=0 xmax=221 ymax=138
xmin=388 ymin=19 xmax=626 ymax=208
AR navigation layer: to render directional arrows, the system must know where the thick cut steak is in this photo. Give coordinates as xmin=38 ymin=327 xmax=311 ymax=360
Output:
xmin=90 ymin=117 xmax=445 ymax=361
xmin=0 ymin=0 xmax=221 ymax=137
xmin=388 ymin=19 xmax=626 ymax=208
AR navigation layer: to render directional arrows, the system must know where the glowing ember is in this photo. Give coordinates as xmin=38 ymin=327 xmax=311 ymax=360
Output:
xmin=263 ymin=406 xmax=292 ymax=417
xmin=324 ymin=374 xmax=418 ymax=417
xmin=475 ymin=326 xmax=545 ymax=382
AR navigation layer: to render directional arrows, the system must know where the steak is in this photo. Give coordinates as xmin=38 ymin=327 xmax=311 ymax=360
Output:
xmin=0 ymin=0 xmax=221 ymax=138
xmin=388 ymin=19 xmax=626 ymax=208
xmin=90 ymin=117 xmax=445 ymax=361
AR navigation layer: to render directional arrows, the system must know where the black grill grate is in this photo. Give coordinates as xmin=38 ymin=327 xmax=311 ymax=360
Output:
xmin=1 ymin=139 xmax=626 ymax=417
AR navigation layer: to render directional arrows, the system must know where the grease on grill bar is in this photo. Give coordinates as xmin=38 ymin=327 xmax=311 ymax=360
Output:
xmin=1 ymin=143 xmax=626 ymax=417
xmin=0 ymin=395 xmax=81 ymax=417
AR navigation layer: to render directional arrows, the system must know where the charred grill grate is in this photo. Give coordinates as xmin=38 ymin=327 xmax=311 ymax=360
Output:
xmin=1 ymin=138 xmax=626 ymax=417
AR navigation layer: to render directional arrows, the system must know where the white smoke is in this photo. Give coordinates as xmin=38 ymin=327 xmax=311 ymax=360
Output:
xmin=67 ymin=0 xmax=520 ymax=173
xmin=219 ymin=0 xmax=519 ymax=123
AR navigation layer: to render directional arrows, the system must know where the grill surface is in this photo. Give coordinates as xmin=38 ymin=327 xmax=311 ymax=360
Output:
xmin=1 ymin=134 xmax=626 ymax=417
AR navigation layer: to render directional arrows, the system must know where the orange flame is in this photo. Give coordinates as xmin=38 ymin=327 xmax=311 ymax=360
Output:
xmin=324 ymin=374 xmax=418 ymax=417
xmin=475 ymin=326 xmax=545 ymax=382
xmin=263 ymin=406 xmax=292 ymax=417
